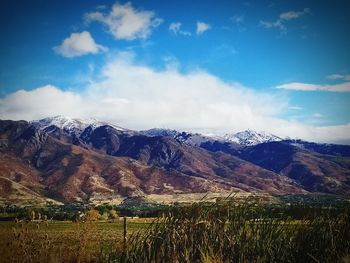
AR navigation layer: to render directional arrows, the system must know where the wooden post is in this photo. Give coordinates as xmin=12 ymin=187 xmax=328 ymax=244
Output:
xmin=120 ymin=216 xmax=127 ymax=262
xmin=123 ymin=217 xmax=127 ymax=255
xmin=123 ymin=217 xmax=127 ymax=243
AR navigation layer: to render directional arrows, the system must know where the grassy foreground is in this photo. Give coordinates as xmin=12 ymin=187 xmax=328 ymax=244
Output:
xmin=1 ymin=199 xmax=350 ymax=263
xmin=118 ymin=199 xmax=350 ymax=263
xmin=0 ymin=219 xmax=150 ymax=263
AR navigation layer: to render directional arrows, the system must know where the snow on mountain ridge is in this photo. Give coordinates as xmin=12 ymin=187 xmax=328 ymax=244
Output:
xmin=141 ymin=128 xmax=224 ymax=146
xmin=32 ymin=117 xmax=283 ymax=146
xmin=31 ymin=115 xmax=128 ymax=136
xmin=224 ymin=129 xmax=283 ymax=146
xmin=140 ymin=128 xmax=179 ymax=138
xmin=142 ymin=128 xmax=282 ymax=146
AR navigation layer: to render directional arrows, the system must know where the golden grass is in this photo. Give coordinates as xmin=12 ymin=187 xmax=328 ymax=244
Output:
xmin=0 ymin=219 xmax=150 ymax=263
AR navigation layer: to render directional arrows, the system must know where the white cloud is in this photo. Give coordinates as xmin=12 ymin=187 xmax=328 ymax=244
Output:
xmin=260 ymin=20 xmax=286 ymax=32
xmin=288 ymin=106 xmax=303 ymax=110
xmin=276 ymin=82 xmax=350 ymax=92
xmin=169 ymin=22 xmax=191 ymax=36
xmin=231 ymin=15 xmax=244 ymax=24
xmin=260 ymin=8 xmax=310 ymax=33
xmin=1 ymin=53 xmax=349 ymax=144
xmin=279 ymin=8 xmax=310 ymax=20
xmin=230 ymin=15 xmax=246 ymax=32
xmin=85 ymin=2 xmax=162 ymax=40
xmin=0 ymin=85 xmax=83 ymax=120
xmin=196 ymin=21 xmax=211 ymax=35
xmin=169 ymin=22 xmax=181 ymax=33
xmin=312 ymin=113 xmax=324 ymax=118
xmin=327 ymin=73 xmax=350 ymax=81
xmin=53 ymin=31 xmax=106 ymax=58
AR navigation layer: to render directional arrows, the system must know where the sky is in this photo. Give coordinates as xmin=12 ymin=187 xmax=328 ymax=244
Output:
xmin=0 ymin=0 xmax=350 ymax=143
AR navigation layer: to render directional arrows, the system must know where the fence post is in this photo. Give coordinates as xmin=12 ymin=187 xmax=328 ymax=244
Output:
xmin=123 ymin=217 xmax=127 ymax=256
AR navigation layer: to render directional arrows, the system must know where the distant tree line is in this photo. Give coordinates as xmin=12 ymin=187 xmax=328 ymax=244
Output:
xmin=0 ymin=194 xmax=348 ymax=221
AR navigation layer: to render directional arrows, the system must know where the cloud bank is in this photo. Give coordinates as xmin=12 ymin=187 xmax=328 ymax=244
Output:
xmin=85 ymin=2 xmax=162 ymax=40
xmin=0 ymin=53 xmax=349 ymax=144
xmin=53 ymin=31 xmax=106 ymax=57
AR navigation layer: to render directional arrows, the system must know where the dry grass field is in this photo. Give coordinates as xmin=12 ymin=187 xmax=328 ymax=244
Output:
xmin=0 ymin=200 xmax=349 ymax=263
xmin=0 ymin=219 xmax=151 ymax=263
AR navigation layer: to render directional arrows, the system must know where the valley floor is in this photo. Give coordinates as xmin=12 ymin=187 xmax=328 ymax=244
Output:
xmin=0 ymin=219 xmax=150 ymax=263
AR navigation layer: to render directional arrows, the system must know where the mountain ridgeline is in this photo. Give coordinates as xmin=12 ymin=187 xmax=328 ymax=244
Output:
xmin=0 ymin=116 xmax=350 ymax=204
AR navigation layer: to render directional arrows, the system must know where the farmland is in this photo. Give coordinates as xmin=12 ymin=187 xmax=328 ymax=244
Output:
xmin=0 ymin=196 xmax=349 ymax=263
xmin=0 ymin=219 xmax=150 ymax=263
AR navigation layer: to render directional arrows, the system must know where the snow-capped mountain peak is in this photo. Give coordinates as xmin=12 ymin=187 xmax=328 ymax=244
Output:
xmin=223 ymin=129 xmax=282 ymax=146
xmin=31 ymin=115 xmax=128 ymax=136
xmin=32 ymin=117 xmax=283 ymax=147
xmin=140 ymin=128 xmax=180 ymax=138
xmin=141 ymin=128 xmax=224 ymax=146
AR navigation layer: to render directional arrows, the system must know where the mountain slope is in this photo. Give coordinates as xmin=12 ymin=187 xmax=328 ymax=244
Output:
xmin=2 ymin=117 xmax=350 ymax=204
xmin=239 ymin=142 xmax=350 ymax=195
xmin=141 ymin=128 xmax=224 ymax=147
xmin=283 ymin=139 xmax=350 ymax=157
xmin=0 ymin=120 xmax=306 ymax=203
xmin=0 ymin=120 xmax=232 ymax=202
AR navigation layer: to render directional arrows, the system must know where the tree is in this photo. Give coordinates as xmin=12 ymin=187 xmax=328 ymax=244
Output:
xmin=99 ymin=212 xmax=109 ymax=221
xmin=108 ymin=209 xmax=119 ymax=220
xmin=85 ymin=209 xmax=99 ymax=222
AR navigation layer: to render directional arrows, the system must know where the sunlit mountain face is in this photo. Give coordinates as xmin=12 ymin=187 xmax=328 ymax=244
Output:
xmin=1 ymin=117 xmax=350 ymax=204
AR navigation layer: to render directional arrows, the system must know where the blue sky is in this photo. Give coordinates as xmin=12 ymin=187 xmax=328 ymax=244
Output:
xmin=0 ymin=0 xmax=350 ymax=143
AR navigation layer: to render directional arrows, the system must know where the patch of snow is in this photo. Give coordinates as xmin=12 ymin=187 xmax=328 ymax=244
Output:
xmin=224 ymin=129 xmax=283 ymax=146
xmin=31 ymin=115 xmax=128 ymax=136
xmin=140 ymin=128 xmax=179 ymax=138
xmin=141 ymin=128 xmax=224 ymax=146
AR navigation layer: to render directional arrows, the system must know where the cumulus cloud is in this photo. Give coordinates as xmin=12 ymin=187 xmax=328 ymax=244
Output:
xmin=169 ymin=22 xmax=191 ymax=36
xmin=1 ymin=53 xmax=349 ymax=144
xmin=276 ymin=82 xmax=350 ymax=92
xmin=53 ymin=31 xmax=106 ymax=57
xmin=196 ymin=21 xmax=211 ymax=35
xmin=0 ymin=85 xmax=83 ymax=120
xmin=260 ymin=8 xmax=310 ymax=33
xmin=85 ymin=2 xmax=162 ymax=40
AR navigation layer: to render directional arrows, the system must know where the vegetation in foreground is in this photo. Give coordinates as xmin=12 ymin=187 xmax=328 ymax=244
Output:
xmin=0 ymin=196 xmax=349 ymax=263
xmin=116 ymin=199 xmax=350 ymax=263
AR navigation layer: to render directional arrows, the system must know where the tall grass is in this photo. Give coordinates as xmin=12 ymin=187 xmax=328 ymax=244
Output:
xmin=1 ymin=200 xmax=349 ymax=263
xmin=117 ymin=198 xmax=350 ymax=263
xmin=1 ymin=210 xmax=105 ymax=263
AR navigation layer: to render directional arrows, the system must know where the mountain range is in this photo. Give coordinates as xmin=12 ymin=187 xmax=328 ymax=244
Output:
xmin=1 ymin=115 xmax=350 ymax=205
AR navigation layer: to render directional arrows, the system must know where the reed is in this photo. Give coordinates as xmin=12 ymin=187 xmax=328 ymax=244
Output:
xmin=116 ymin=198 xmax=350 ymax=263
